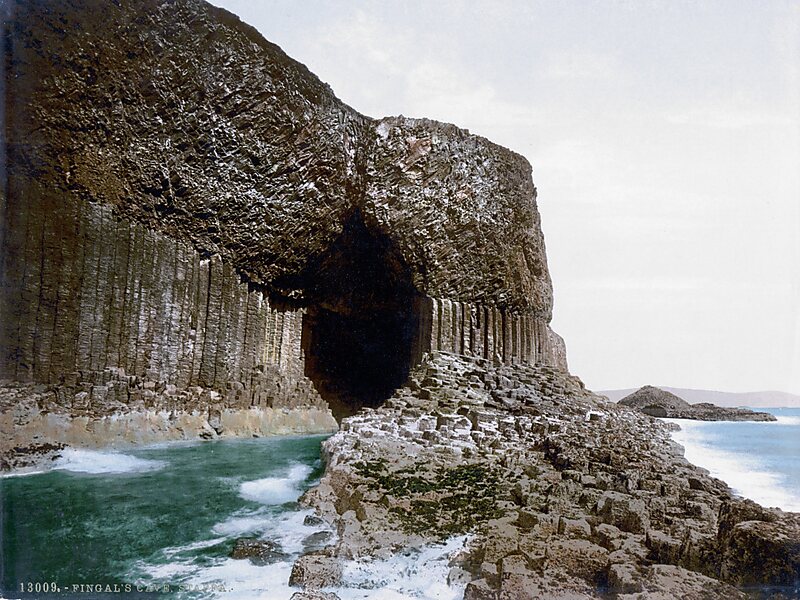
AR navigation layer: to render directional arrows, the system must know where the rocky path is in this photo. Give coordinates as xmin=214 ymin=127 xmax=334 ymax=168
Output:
xmin=294 ymin=353 xmax=800 ymax=599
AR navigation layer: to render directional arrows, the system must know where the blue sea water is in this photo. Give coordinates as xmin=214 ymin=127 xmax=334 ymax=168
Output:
xmin=2 ymin=412 xmax=798 ymax=599
xmin=0 ymin=436 xmax=466 ymax=600
xmin=665 ymin=407 xmax=800 ymax=512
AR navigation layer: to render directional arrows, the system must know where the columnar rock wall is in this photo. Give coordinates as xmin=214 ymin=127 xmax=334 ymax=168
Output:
xmin=427 ymin=298 xmax=568 ymax=371
xmin=365 ymin=117 xmax=553 ymax=315
xmin=0 ymin=191 xmax=320 ymax=410
xmin=1 ymin=0 xmax=569 ymax=419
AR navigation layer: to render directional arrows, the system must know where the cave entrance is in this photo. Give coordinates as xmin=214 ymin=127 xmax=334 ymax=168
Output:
xmin=302 ymin=211 xmax=421 ymax=421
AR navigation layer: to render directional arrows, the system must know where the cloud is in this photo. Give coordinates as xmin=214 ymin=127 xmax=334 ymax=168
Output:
xmin=665 ymin=106 xmax=800 ymax=129
xmin=559 ymin=276 xmax=706 ymax=293
xmin=542 ymin=50 xmax=625 ymax=82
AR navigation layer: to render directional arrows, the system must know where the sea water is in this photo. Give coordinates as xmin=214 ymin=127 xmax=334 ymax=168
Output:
xmin=666 ymin=407 xmax=800 ymax=512
xmin=4 ymin=413 xmax=798 ymax=599
xmin=0 ymin=436 xmax=467 ymax=600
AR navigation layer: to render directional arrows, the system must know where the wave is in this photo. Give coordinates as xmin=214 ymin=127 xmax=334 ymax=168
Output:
xmin=211 ymin=512 xmax=275 ymax=538
xmin=335 ymin=535 xmax=469 ymax=600
xmin=238 ymin=464 xmax=313 ymax=505
xmin=53 ymin=448 xmax=165 ymax=474
xmin=161 ymin=536 xmax=229 ymax=559
xmin=170 ymin=554 xmax=296 ymax=599
xmin=775 ymin=415 xmax=800 ymax=426
xmin=135 ymin=534 xmax=468 ymax=600
xmin=0 ymin=468 xmax=47 ymax=478
xmin=668 ymin=420 xmax=800 ymax=512
xmin=132 ymin=492 xmax=466 ymax=600
xmin=131 ymin=504 xmax=334 ymax=599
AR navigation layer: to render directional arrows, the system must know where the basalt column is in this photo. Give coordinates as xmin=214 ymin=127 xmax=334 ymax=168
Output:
xmin=2 ymin=0 xmax=571 ymax=426
xmin=300 ymin=212 xmax=423 ymax=420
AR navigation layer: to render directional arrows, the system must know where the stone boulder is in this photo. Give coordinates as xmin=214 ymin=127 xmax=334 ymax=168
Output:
xmin=289 ymin=551 xmax=343 ymax=589
xmin=289 ymin=592 xmax=341 ymax=600
xmin=229 ymin=538 xmax=288 ymax=565
xmin=596 ymin=491 xmax=650 ymax=534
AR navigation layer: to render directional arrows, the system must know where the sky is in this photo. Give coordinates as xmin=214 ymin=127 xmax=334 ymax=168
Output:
xmin=211 ymin=0 xmax=800 ymax=395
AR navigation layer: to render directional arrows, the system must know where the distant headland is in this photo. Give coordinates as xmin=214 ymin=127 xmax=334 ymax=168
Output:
xmin=615 ymin=386 xmax=777 ymax=421
xmin=600 ymin=386 xmax=800 ymax=409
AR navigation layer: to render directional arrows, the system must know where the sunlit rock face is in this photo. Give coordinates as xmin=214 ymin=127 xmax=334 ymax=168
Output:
xmin=0 ymin=0 xmax=566 ymax=421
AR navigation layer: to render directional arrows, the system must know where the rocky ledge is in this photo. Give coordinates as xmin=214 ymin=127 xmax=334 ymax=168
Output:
xmin=0 ymin=376 xmax=337 ymax=472
xmin=295 ymin=353 xmax=799 ymax=599
xmin=619 ymin=386 xmax=777 ymax=422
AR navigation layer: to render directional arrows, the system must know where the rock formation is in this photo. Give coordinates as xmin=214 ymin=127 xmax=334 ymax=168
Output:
xmin=299 ymin=353 xmax=799 ymax=598
xmin=1 ymin=1 xmax=798 ymax=598
xmin=1 ymin=0 xmax=565 ymax=449
xmin=619 ymin=386 xmax=777 ymax=421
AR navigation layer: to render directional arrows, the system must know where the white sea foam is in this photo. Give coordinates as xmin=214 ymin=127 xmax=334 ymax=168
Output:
xmin=53 ymin=448 xmax=165 ymax=474
xmin=267 ymin=509 xmax=330 ymax=554
xmin=178 ymin=555 xmax=296 ymax=599
xmin=333 ymin=535 xmax=469 ymax=600
xmin=161 ymin=536 xmax=228 ymax=558
xmin=0 ymin=468 xmax=47 ymax=478
xmin=211 ymin=512 xmax=274 ymax=537
xmin=210 ymin=506 xmax=325 ymax=550
xmin=775 ymin=415 xmax=800 ymax=426
xmin=135 ymin=559 xmax=196 ymax=581
xmin=133 ymin=496 xmax=465 ymax=600
xmin=667 ymin=419 xmax=800 ymax=512
xmin=149 ymin=535 xmax=468 ymax=600
xmin=238 ymin=464 xmax=313 ymax=505
xmin=133 ymin=505 xmax=333 ymax=599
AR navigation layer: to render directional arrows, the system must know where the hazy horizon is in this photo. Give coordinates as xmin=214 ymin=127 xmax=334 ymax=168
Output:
xmin=210 ymin=0 xmax=800 ymax=395
xmin=598 ymin=386 xmax=800 ymax=408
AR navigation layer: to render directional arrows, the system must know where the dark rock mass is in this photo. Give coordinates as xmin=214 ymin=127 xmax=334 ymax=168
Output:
xmin=229 ymin=538 xmax=290 ymax=565
xmin=619 ymin=386 xmax=777 ymax=421
xmin=1 ymin=0 xmax=564 ymax=439
xmin=1 ymin=1 xmax=798 ymax=598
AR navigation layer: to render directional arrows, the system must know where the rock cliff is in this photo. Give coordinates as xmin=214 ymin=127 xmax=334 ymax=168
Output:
xmin=1 ymin=0 xmax=563 ymax=438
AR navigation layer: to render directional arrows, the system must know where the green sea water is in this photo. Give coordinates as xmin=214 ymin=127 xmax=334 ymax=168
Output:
xmin=0 ymin=436 xmax=330 ymax=600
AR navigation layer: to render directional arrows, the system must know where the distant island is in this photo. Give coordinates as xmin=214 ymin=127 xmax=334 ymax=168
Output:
xmin=617 ymin=386 xmax=777 ymax=421
xmin=600 ymin=386 xmax=800 ymax=408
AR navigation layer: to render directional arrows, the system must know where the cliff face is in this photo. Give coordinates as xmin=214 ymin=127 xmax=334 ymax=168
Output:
xmin=1 ymin=0 xmax=564 ymax=424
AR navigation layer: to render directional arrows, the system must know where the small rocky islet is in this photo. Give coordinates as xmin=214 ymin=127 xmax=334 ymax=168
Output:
xmin=618 ymin=386 xmax=778 ymax=422
xmin=0 ymin=0 xmax=798 ymax=598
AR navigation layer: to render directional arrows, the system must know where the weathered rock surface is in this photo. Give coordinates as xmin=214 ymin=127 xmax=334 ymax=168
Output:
xmin=619 ymin=386 xmax=777 ymax=421
xmin=0 ymin=380 xmax=337 ymax=471
xmin=289 ymin=551 xmax=344 ymax=589
xmin=297 ymin=353 xmax=800 ymax=598
xmin=289 ymin=591 xmax=341 ymax=600
xmin=229 ymin=538 xmax=289 ymax=565
xmin=3 ymin=0 xmax=552 ymax=314
xmin=0 ymin=442 xmax=65 ymax=472
xmin=1 ymin=0 xmax=567 ymax=454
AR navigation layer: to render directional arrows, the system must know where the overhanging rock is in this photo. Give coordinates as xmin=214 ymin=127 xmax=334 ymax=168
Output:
xmin=1 ymin=0 xmax=567 ymax=419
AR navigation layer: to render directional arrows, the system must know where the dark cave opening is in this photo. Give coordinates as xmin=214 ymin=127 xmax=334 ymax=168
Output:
xmin=302 ymin=211 xmax=421 ymax=421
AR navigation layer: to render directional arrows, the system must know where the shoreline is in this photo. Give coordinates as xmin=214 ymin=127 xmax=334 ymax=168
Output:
xmin=0 ymin=432 xmax=337 ymax=479
xmin=0 ymin=404 xmax=338 ymax=475
xmin=4 ymin=363 xmax=800 ymax=597
xmin=664 ymin=414 xmax=800 ymax=513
